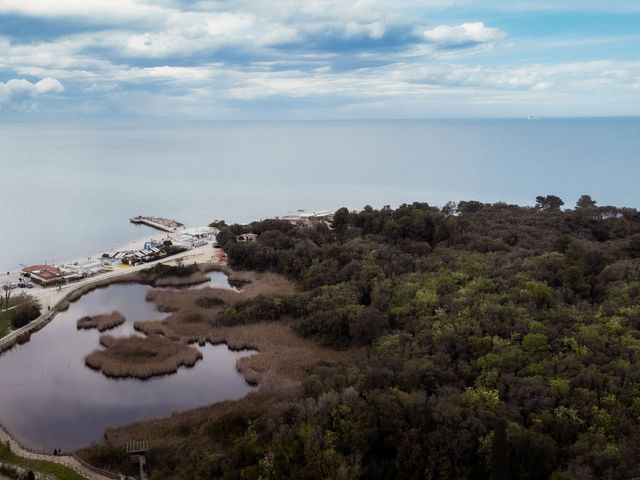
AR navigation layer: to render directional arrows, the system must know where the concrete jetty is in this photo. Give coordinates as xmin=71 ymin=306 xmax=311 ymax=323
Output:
xmin=130 ymin=216 xmax=183 ymax=232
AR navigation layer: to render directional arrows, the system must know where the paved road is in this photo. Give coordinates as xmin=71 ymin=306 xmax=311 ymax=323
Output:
xmin=14 ymin=243 xmax=216 ymax=313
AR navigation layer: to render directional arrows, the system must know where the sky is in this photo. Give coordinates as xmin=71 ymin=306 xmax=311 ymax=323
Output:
xmin=0 ymin=0 xmax=639 ymax=119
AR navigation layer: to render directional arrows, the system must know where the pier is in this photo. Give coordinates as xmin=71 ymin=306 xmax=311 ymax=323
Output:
xmin=130 ymin=216 xmax=183 ymax=232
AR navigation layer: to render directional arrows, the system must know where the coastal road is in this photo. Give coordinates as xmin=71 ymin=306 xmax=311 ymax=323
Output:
xmin=19 ymin=243 xmax=217 ymax=313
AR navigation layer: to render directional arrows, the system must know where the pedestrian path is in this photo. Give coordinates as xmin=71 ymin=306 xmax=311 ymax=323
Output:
xmin=0 ymin=423 xmax=121 ymax=480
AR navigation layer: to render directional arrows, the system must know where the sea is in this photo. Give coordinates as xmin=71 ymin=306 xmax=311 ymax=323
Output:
xmin=0 ymin=118 xmax=638 ymax=272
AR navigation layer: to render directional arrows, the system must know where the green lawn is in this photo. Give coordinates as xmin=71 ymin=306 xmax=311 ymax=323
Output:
xmin=0 ymin=443 xmax=87 ymax=480
xmin=0 ymin=309 xmax=15 ymax=337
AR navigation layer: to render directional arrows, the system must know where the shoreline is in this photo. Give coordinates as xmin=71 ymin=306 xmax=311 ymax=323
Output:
xmin=0 ymin=236 xmax=219 ymax=354
xmin=1 ymin=220 xmax=199 ymax=280
xmin=0 ymin=423 xmax=118 ymax=479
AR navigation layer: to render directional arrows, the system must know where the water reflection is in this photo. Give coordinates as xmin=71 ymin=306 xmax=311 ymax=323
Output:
xmin=0 ymin=282 xmax=254 ymax=452
xmin=191 ymin=271 xmax=241 ymax=291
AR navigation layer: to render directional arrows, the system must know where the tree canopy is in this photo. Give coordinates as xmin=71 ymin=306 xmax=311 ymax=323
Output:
xmin=97 ymin=196 xmax=640 ymax=479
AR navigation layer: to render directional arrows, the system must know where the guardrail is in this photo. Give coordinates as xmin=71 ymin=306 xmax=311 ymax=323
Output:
xmin=0 ymin=423 xmax=122 ymax=480
xmin=72 ymin=453 xmax=123 ymax=480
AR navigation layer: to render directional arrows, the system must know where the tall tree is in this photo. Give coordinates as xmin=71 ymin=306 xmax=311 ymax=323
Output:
xmin=2 ymin=283 xmax=15 ymax=312
xmin=576 ymin=195 xmax=597 ymax=209
xmin=332 ymin=207 xmax=351 ymax=234
xmin=535 ymin=195 xmax=564 ymax=211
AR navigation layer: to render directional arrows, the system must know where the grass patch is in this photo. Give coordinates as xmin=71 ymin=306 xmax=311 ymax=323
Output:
xmin=0 ymin=309 xmax=15 ymax=337
xmin=0 ymin=442 xmax=86 ymax=480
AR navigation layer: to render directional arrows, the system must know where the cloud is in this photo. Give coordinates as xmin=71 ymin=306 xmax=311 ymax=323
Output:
xmin=0 ymin=77 xmax=64 ymax=108
xmin=0 ymin=0 xmax=169 ymax=26
xmin=0 ymin=1 xmax=638 ymax=118
xmin=422 ymin=22 xmax=506 ymax=48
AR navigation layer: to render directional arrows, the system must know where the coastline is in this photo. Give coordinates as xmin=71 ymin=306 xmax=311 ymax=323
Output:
xmin=0 ymin=236 xmax=218 ymax=353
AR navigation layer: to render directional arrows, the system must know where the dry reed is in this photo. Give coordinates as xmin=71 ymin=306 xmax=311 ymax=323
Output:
xmin=76 ymin=267 xmax=360 ymax=470
xmin=77 ymin=311 xmax=125 ymax=332
xmin=85 ymin=335 xmax=202 ymax=379
xmin=153 ymin=271 xmax=209 ymax=287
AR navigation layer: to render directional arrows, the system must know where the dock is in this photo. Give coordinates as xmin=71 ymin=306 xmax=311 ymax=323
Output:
xmin=130 ymin=216 xmax=184 ymax=232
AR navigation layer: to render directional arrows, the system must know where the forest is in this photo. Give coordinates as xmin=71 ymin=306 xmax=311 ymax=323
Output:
xmin=207 ymin=195 xmax=640 ymax=480
xmin=84 ymin=195 xmax=640 ymax=479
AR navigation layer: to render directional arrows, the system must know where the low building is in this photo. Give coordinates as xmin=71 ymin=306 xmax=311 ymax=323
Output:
xmin=280 ymin=210 xmax=334 ymax=228
xmin=182 ymin=226 xmax=218 ymax=239
xmin=65 ymin=260 xmax=105 ymax=276
xmin=21 ymin=265 xmax=80 ymax=286
xmin=237 ymin=233 xmax=258 ymax=243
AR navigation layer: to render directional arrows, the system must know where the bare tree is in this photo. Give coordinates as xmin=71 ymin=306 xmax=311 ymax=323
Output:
xmin=2 ymin=283 xmax=16 ymax=312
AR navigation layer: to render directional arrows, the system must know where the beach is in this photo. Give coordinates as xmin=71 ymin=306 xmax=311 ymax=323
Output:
xmin=2 ymin=228 xmax=220 ymax=319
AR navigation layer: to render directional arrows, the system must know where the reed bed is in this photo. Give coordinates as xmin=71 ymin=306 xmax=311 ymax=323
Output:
xmin=76 ymin=311 xmax=125 ymax=332
xmin=56 ymin=299 xmax=70 ymax=312
xmin=195 ymin=296 xmax=225 ymax=308
xmin=85 ymin=335 xmax=202 ymax=379
xmin=77 ymin=270 xmax=359 ymax=474
xmin=133 ymin=320 xmax=170 ymax=336
xmin=153 ymin=271 xmax=209 ymax=287
xmin=65 ymin=275 xmax=139 ymax=303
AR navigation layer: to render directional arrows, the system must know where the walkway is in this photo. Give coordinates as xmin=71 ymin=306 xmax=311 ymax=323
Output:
xmin=0 ymin=244 xmax=215 ymax=350
xmin=0 ymin=426 xmax=120 ymax=480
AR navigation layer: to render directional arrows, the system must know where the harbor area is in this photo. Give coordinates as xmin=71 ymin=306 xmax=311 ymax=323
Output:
xmin=130 ymin=215 xmax=184 ymax=232
xmin=2 ymin=222 xmax=222 ymax=315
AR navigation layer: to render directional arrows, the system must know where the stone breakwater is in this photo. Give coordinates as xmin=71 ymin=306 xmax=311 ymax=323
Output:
xmin=129 ymin=216 xmax=183 ymax=232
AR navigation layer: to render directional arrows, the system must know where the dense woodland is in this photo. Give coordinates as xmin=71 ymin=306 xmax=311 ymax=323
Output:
xmin=203 ymin=195 xmax=640 ymax=480
xmin=85 ymin=196 xmax=640 ymax=479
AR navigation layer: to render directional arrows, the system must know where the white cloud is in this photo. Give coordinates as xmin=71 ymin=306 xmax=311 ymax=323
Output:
xmin=0 ymin=0 xmax=638 ymax=117
xmin=0 ymin=0 xmax=169 ymax=25
xmin=423 ymin=22 xmax=506 ymax=47
xmin=0 ymin=77 xmax=64 ymax=108
xmin=345 ymin=21 xmax=386 ymax=39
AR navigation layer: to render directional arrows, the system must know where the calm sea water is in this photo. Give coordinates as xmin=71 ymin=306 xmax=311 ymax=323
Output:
xmin=0 ymin=118 xmax=638 ymax=271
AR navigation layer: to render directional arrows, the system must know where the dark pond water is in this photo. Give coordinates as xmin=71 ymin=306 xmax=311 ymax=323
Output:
xmin=0 ymin=282 xmax=254 ymax=452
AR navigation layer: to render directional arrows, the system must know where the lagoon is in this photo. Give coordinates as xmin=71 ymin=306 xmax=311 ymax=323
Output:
xmin=0 ymin=282 xmax=254 ymax=452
